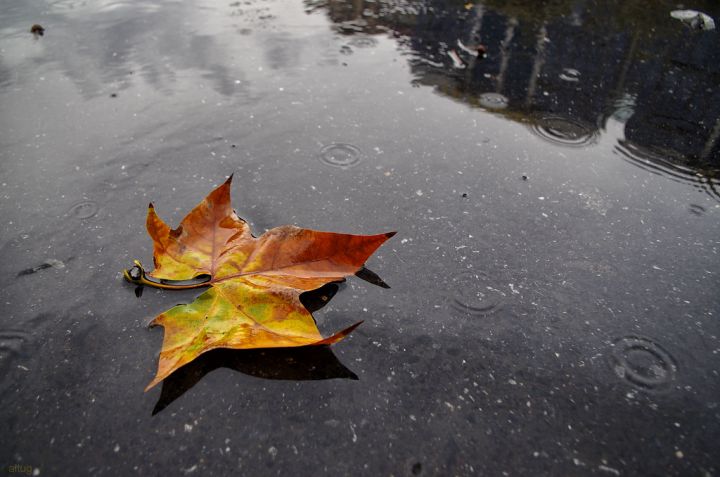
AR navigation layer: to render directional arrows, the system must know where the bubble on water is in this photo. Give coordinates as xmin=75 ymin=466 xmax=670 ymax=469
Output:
xmin=68 ymin=200 xmax=98 ymax=219
xmin=529 ymin=115 xmax=598 ymax=148
xmin=610 ymin=336 xmax=677 ymax=391
xmin=449 ymin=270 xmax=505 ymax=316
xmin=559 ymin=68 xmax=580 ymax=82
xmin=478 ymin=92 xmax=509 ymax=110
xmin=318 ymin=143 xmax=362 ymax=168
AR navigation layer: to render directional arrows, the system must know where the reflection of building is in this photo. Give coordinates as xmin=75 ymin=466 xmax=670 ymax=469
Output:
xmin=623 ymin=28 xmax=720 ymax=165
xmin=309 ymin=0 xmax=720 ymax=169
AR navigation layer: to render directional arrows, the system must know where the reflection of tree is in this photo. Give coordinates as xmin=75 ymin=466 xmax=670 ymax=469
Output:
xmin=481 ymin=0 xmax=572 ymax=30
xmin=307 ymin=0 xmax=720 ymax=168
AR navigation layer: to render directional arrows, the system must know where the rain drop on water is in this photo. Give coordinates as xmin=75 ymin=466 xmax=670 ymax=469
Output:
xmin=449 ymin=270 xmax=505 ymax=316
xmin=610 ymin=336 xmax=678 ymax=390
xmin=318 ymin=143 xmax=363 ymax=168
xmin=529 ymin=115 xmax=597 ymax=148
xmin=68 ymin=200 xmax=99 ymax=219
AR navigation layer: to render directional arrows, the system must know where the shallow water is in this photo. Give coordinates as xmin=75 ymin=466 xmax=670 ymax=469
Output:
xmin=1 ymin=0 xmax=719 ymax=475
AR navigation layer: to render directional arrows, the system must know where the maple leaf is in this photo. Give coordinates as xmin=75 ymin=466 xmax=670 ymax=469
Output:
xmin=124 ymin=176 xmax=394 ymax=390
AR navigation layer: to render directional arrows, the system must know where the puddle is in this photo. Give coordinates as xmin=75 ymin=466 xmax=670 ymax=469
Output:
xmin=2 ymin=0 xmax=719 ymax=474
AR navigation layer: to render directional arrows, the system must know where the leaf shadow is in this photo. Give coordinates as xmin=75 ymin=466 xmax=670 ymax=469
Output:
xmin=152 ymin=344 xmax=358 ymax=415
xmin=151 ymin=268 xmax=390 ymax=415
xmin=152 ymin=282 xmax=348 ymax=415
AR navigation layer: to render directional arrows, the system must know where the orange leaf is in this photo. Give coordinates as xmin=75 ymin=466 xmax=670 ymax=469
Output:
xmin=124 ymin=176 xmax=394 ymax=390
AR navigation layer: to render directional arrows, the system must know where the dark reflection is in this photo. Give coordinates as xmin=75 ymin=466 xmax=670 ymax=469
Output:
xmin=152 ymin=345 xmax=357 ymax=415
xmin=308 ymin=0 xmax=720 ymax=187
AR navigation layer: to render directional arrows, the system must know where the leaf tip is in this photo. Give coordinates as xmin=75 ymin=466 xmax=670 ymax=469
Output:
xmin=225 ymin=173 xmax=234 ymax=184
xmin=385 ymin=231 xmax=397 ymax=239
xmin=144 ymin=378 xmax=161 ymax=392
xmin=148 ymin=202 xmax=155 ymax=209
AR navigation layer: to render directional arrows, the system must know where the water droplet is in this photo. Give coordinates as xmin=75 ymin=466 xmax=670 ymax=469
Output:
xmin=559 ymin=68 xmax=580 ymax=82
xmin=449 ymin=270 xmax=505 ymax=316
xmin=479 ymin=92 xmax=509 ymax=110
xmin=529 ymin=115 xmax=598 ymax=148
xmin=68 ymin=200 xmax=99 ymax=219
xmin=610 ymin=336 xmax=677 ymax=391
xmin=318 ymin=143 xmax=362 ymax=168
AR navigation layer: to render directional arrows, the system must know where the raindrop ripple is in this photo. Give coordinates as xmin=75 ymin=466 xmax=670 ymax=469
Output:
xmin=318 ymin=143 xmax=363 ymax=168
xmin=529 ymin=115 xmax=598 ymax=148
xmin=68 ymin=200 xmax=99 ymax=219
xmin=610 ymin=336 xmax=677 ymax=391
xmin=449 ymin=270 xmax=505 ymax=316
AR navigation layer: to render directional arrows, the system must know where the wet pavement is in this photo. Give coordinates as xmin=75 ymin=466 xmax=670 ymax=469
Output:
xmin=1 ymin=0 xmax=719 ymax=475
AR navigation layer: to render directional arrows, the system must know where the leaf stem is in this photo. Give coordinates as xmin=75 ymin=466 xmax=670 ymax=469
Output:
xmin=123 ymin=260 xmax=211 ymax=290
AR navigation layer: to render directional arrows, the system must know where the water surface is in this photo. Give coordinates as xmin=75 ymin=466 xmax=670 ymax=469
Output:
xmin=1 ymin=0 xmax=719 ymax=475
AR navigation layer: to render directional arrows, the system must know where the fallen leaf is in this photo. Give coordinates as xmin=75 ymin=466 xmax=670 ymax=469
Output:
xmin=124 ymin=176 xmax=394 ymax=390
